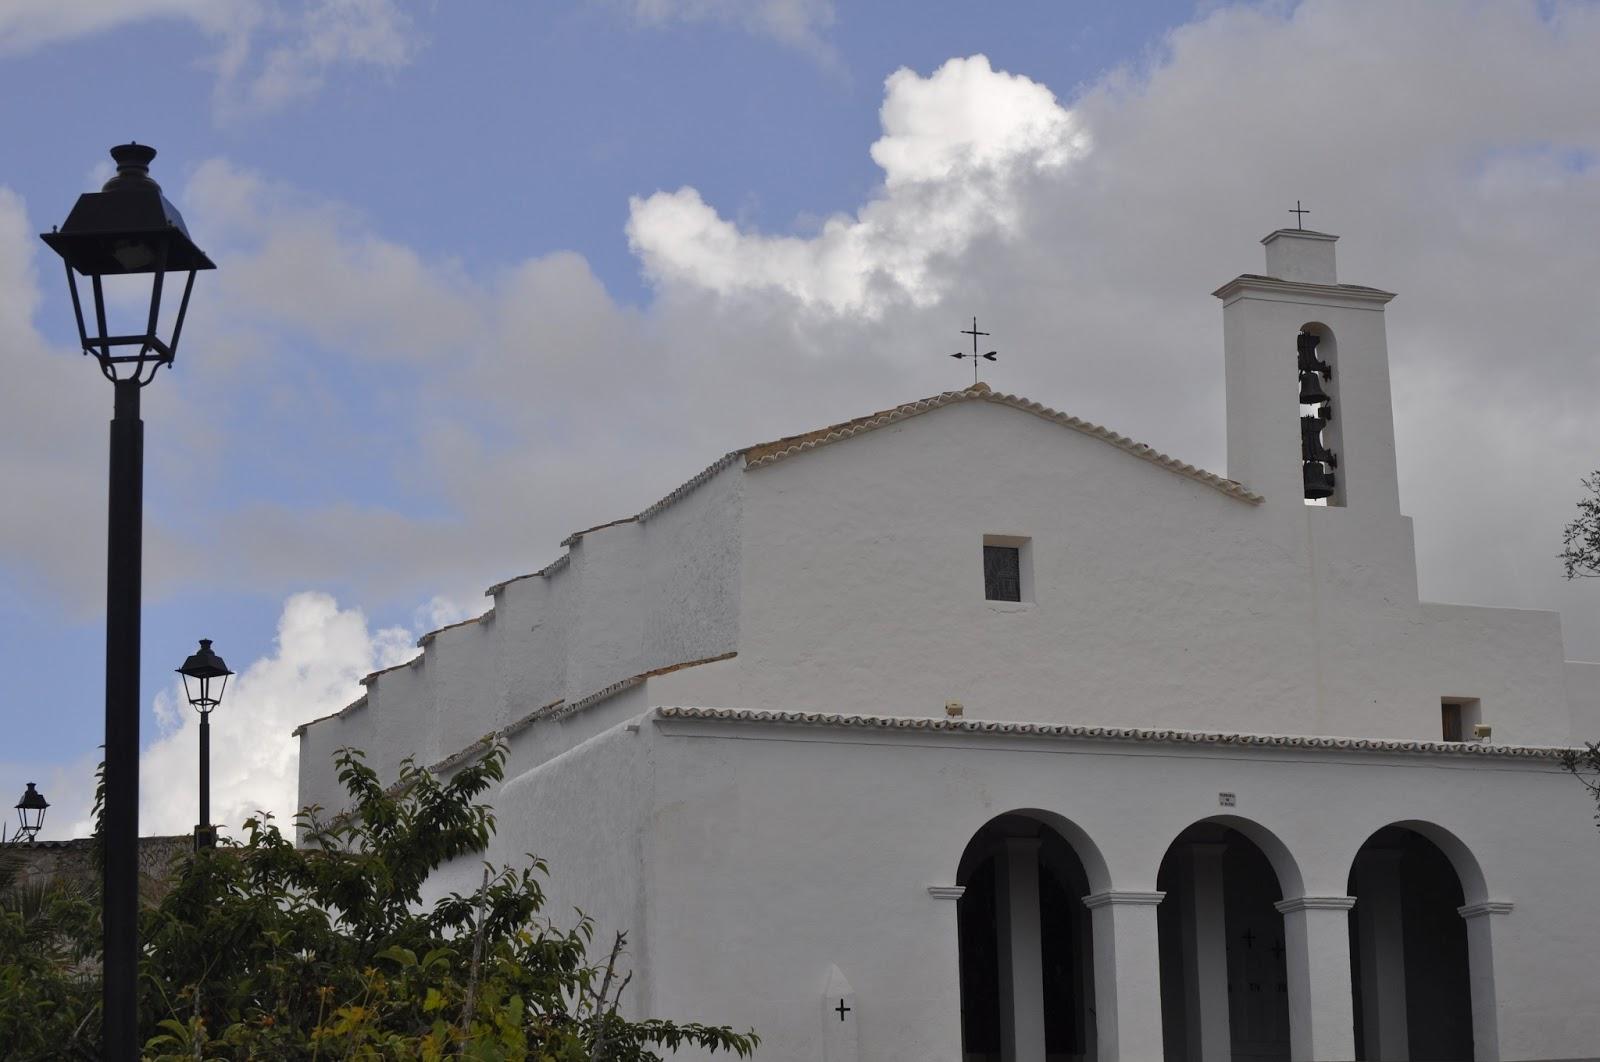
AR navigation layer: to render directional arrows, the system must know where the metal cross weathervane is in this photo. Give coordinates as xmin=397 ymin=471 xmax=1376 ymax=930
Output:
xmin=949 ymin=316 xmax=997 ymax=386
xmin=1290 ymin=200 xmax=1310 ymax=229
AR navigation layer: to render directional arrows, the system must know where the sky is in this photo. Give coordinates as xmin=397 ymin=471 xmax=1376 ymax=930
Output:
xmin=2 ymin=0 xmax=1597 ymax=841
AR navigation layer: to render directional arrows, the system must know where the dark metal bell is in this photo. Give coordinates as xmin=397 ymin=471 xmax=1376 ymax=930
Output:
xmin=1297 ymin=332 xmax=1332 ymax=378
xmin=1299 ymin=370 xmax=1330 ymax=405
xmin=1303 ymin=461 xmax=1336 ymax=499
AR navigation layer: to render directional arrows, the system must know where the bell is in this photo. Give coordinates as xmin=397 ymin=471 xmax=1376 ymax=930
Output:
xmin=1303 ymin=461 xmax=1336 ymax=499
xmin=1299 ymin=370 xmax=1330 ymax=405
xmin=1297 ymin=332 xmax=1332 ymax=378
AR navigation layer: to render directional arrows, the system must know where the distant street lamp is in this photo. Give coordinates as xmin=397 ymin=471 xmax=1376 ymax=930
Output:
xmin=12 ymin=783 xmax=49 ymax=843
xmin=40 ymin=142 xmax=214 ymax=1062
xmin=177 ymin=639 xmax=232 ymax=850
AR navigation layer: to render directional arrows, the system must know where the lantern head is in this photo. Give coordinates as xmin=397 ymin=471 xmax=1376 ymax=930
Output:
xmin=14 ymin=782 xmax=48 ymax=842
xmin=177 ymin=638 xmax=233 ymax=715
xmin=39 ymin=143 xmax=214 ymax=384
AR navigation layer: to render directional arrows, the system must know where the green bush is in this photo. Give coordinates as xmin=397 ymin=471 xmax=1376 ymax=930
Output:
xmin=1 ymin=745 xmax=757 ymax=1060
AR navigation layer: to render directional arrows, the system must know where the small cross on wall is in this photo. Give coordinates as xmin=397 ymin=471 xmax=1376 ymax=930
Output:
xmin=835 ymin=998 xmax=852 ymax=1021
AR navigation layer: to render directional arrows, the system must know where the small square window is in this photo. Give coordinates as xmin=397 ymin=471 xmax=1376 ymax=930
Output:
xmin=1441 ymin=697 xmax=1481 ymax=743
xmin=1441 ymin=702 xmax=1462 ymax=742
xmin=983 ymin=545 xmax=1021 ymax=602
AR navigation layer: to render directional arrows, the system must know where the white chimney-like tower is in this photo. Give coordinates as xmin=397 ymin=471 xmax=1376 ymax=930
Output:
xmin=1214 ymin=229 xmax=1401 ymax=515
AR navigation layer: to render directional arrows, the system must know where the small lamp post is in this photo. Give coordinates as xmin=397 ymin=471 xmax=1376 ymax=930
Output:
xmin=177 ymin=639 xmax=232 ymax=850
xmin=13 ymin=783 xmax=49 ymax=843
xmin=40 ymin=142 xmax=214 ymax=1062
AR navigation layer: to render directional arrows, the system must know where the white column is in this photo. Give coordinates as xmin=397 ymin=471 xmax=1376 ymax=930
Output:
xmin=1181 ymin=842 xmax=1231 ymax=1062
xmin=1458 ymin=900 xmax=1513 ymax=1062
xmin=1354 ymin=849 xmax=1408 ymax=1060
xmin=1082 ymin=891 xmax=1165 ymax=1062
xmin=997 ymin=837 xmax=1045 ymax=1062
xmin=1276 ymin=896 xmax=1356 ymax=1062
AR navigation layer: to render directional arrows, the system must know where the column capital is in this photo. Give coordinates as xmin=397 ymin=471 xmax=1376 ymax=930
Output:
xmin=1457 ymin=900 xmax=1514 ymax=920
xmin=1082 ymin=890 xmax=1165 ymax=910
xmin=1275 ymin=895 xmax=1357 ymax=914
xmin=927 ymin=885 xmax=966 ymax=901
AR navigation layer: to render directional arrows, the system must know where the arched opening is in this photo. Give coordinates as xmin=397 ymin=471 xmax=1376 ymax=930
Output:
xmin=1298 ymin=321 xmax=1344 ymax=508
xmin=1347 ymin=825 xmax=1476 ymax=1061
xmin=957 ymin=812 xmax=1099 ymax=1061
xmin=1156 ymin=821 xmax=1293 ymax=1062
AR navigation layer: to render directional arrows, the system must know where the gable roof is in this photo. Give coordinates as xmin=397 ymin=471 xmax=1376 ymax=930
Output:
xmin=486 ymin=383 xmax=1259 ymax=597
xmin=741 ymin=382 xmax=1262 ymax=503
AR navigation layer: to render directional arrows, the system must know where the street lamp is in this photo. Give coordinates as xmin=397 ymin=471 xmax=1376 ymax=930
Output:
xmin=12 ymin=783 xmax=49 ymax=843
xmin=40 ymin=143 xmax=214 ymax=1062
xmin=176 ymin=639 xmax=232 ymax=850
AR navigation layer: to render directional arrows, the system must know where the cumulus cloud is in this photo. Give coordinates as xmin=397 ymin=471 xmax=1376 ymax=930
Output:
xmin=0 ymin=0 xmax=421 ymax=117
xmin=627 ymin=55 xmax=1089 ymax=314
xmin=123 ymin=591 xmax=416 ymax=837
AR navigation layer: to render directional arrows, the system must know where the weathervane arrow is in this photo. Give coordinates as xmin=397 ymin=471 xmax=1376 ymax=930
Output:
xmin=948 ymin=316 xmax=997 ymax=386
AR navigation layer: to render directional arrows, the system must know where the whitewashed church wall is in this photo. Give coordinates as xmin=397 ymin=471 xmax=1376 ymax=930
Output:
xmin=364 ymin=657 xmax=435 ymax=777
xmin=639 ymin=463 xmax=741 ymax=671
xmin=295 ymin=702 xmax=371 ymax=828
xmin=428 ymin=616 xmax=501 ymax=773
xmin=718 ymin=399 xmax=1569 ymax=743
xmin=565 ymin=524 xmax=648 ymax=700
xmin=1567 ymin=660 xmax=1600 ymax=742
xmin=483 ymin=707 xmax=655 ymax=1012
xmin=640 ymin=718 xmax=1600 ymax=1061
xmin=1417 ymin=603 xmax=1574 ymax=745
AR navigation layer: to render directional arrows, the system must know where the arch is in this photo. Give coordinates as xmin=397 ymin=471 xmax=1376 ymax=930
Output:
xmin=955 ymin=810 xmax=1103 ymax=1062
xmin=956 ymin=807 xmax=1112 ymax=895
xmin=1159 ymin=812 xmax=1307 ymax=900
xmin=1346 ymin=821 xmax=1487 ymax=1061
xmin=1155 ymin=816 xmax=1303 ymax=1062
xmin=1350 ymin=818 xmax=1488 ymax=905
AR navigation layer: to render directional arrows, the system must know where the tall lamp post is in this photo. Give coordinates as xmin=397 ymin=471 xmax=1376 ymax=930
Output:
xmin=40 ymin=143 xmax=214 ymax=1060
xmin=176 ymin=639 xmax=232 ymax=850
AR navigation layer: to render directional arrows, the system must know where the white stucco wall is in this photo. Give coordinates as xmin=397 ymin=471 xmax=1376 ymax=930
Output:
xmin=638 ymin=713 xmax=1600 ymax=1061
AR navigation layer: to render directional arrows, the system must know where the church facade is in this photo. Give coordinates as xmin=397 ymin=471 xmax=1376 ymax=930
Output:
xmin=296 ymin=228 xmax=1600 ymax=1062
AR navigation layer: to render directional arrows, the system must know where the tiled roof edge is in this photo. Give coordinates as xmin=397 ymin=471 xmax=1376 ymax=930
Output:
xmin=416 ymin=610 xmax=492 ymax=649
xmin=292 ymin=694 xmax=370 ymax=737
xmin=743 ymin=386 xmax=1263 ymax=504
xmin=652 ymin=707 xmax=1572 ymax=760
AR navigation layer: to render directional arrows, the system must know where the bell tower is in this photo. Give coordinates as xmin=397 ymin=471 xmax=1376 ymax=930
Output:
xmin=1214 ymin=228 xmax=1400 ymax=514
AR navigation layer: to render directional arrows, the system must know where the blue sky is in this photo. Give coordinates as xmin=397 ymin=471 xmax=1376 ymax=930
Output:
xmin=3 ymin=0 xmax=1598 ymax=837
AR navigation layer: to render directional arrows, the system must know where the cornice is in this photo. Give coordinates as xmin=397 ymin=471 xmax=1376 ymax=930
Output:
xmin=1082 ymin=890 xmax=1165 ymax=909
xmin=652 ymin=707 xmax=1573 ymax=761
xmin=1457 ymin=900 xmax=1515 ymax=919
xmin=1275 ymin=896 xmax=1357 ymax=913
xmin=1212 ymin=273 xmax=1396 ymax=305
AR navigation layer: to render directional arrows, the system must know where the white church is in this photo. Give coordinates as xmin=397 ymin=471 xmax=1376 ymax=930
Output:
xmin=296 ymin=227 xmax=1600 ymax=1062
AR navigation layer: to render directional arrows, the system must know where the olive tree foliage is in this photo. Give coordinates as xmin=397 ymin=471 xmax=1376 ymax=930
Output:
xmin=1560 ymin=471 xmax=1600 ymax=580
xmin=0 ymin=746 xmax=759 ymax=1060
xmin=1560 ymin=471 xmax=1600 ymax=830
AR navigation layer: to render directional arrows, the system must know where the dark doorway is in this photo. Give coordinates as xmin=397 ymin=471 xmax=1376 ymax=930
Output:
xmin=1348 ymin=827 xmax=1474 ymax=1061
xmin=957 ymin=815 xmax=1097 ymax=1061
xmin=1156 ymin=823 xmax=1291 ymax=1062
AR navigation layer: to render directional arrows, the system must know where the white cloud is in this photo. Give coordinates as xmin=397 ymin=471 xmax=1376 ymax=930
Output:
xmin=627 ymin=0 xmax=836 ymax=62
xmin=242 ymin=0 xmax=419 ymax=112
xmin=119 ymin=591 xmax=416 ymax=837
xmin=0 ymin=0 xmax=421 ymax=118
xmin=628 ymin=55 xmax=1089 ymax=315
